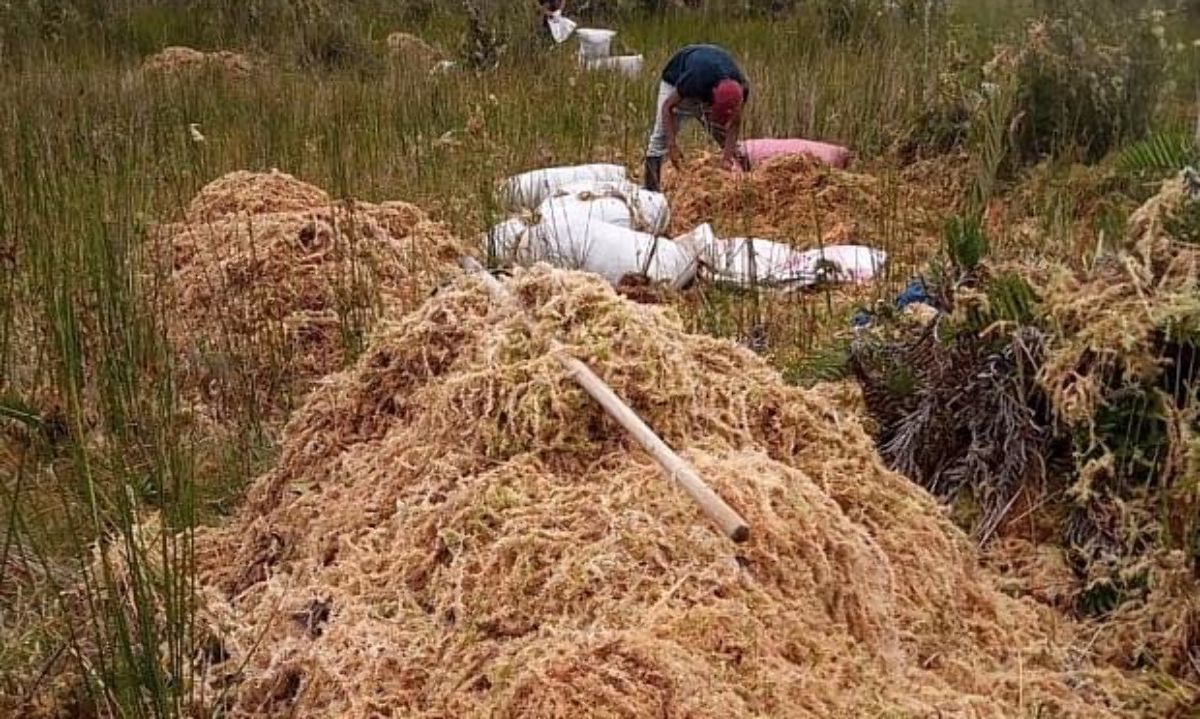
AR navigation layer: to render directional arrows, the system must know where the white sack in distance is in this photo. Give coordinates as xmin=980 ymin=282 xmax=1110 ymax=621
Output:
xmin=487 ymin=193 xmax=693 ymax=286
xmin=498 ymin=163 xmax=627 ymax=213
xmin=546 ymin=12 xmax=577 ymax=44
xmin=576 ymin=28 xmax=616 ymax=59
xmin=549 ymin=179 xmax=670 ymax=235
xmin=581 ymin=55 xmax=644 ymax=77
xmin=690 ymin=236 xmax=888 ymax=288
xmin=488 ymin=169 xmax=886 ymax=290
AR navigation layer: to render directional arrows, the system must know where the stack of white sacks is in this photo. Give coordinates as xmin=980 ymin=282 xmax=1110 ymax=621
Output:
xmin=576 ymin=28 xmax=644 ymax=76
xmin=486 ymin=164 xmax=888 ymax=291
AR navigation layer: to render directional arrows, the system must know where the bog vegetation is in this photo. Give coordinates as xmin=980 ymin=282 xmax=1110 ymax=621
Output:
xmin=1 ymin=0 xmax=1199 ymax=716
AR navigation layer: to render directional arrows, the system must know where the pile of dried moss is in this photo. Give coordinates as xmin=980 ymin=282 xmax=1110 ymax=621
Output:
xmin=139 ymin=46 xmax=257 ymax=79
xmin=134 ymin=265 xmax=1188 ymax=717
xmin=158 ymin=170 xmax=465 ymax=425
xmin=666 ymin=153 xmax=966 ymax=270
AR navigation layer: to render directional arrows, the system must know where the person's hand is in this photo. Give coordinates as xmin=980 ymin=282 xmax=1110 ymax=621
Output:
xmin=668 ymin=142 xmax=683 ymax=170
xmin=721 ymin=154 xmax=742 ymax=173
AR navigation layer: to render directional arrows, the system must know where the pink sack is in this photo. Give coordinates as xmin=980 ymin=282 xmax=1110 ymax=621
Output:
xmin=740 ymin=138 xmax=852 ymax=169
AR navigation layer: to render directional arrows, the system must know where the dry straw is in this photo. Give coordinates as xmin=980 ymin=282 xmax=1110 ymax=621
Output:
xmin=140 ymin=46 xmax=257 ymax=79
xmin=185 ymin=266 xmax=1175 ymax=717
xmin=385 ymin=32 xmax=445 ymax=67
xmin=158 ymin=170 xmax=466 ymax=424
xmin=666 ymin=152 xmax=967 ymax=268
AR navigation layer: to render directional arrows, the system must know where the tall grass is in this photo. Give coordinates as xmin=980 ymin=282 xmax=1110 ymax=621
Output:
xmin=0 ymin=0 xmax=1193 ymax=715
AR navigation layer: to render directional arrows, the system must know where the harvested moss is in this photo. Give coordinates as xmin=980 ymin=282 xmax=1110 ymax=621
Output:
xmin=158 ymin=170 xmax=466 ymax=425
xmin=170 ymin=266 xmax=1182 ymax=717
xmin=140 ymin=46 xmax=256 ymax=78
xmin=665 ymin=152 xmax=968 ymax=270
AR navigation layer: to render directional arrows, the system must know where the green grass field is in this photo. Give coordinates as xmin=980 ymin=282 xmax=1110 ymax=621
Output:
xmin=2 ymin=0 xmax=1199 ymax=715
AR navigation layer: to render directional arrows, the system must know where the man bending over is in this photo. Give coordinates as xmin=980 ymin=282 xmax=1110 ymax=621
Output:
xmin=643 ymin=43 xmax=750 ymax=192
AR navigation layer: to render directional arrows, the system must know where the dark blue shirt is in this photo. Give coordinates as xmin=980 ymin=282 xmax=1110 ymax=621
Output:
xmin=661 ymin=44 xmax=749 ymax=104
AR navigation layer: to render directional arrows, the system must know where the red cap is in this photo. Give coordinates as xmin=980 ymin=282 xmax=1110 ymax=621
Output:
xmin=711 ymin=79 xmax=744 ymax=126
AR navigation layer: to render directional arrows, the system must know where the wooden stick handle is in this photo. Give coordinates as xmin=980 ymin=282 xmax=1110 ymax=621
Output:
xmin=459 ymin=258 xmax=750 ymax=543
xmin=557 ymin=356 xmax=750 ymax=541
xmin=462 ymin=257 xmax=518 ymax=305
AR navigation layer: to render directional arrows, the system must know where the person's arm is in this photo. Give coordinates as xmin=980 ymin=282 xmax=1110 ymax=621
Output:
xmin=720 ymin=107 xmax=743 ymax=171
xmin=662 ymin=90 xmax=683 ymax=168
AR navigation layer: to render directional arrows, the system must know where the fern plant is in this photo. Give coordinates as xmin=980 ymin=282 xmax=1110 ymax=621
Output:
xmin=943 ymin=215 xmax=989 ymax=273
xmin=1113 ymin=132 xmax=1199 ymax=180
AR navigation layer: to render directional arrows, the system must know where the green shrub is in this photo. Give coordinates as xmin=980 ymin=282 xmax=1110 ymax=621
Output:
xmin=899 ymin=77 xmax=974 ymax=160
xmin=990 ymin=14 xmax=1167 ymax=164
xmin=296 ymin=7 xmax=376 ymax=72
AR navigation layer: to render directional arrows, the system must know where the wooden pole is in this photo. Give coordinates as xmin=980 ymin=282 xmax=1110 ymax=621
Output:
xmin=459 ymin=258 xmax=750 ymax=543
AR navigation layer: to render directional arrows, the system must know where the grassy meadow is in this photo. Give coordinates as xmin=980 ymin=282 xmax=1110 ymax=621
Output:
xmin=2 ymin=0 xmax=1199 ymax=715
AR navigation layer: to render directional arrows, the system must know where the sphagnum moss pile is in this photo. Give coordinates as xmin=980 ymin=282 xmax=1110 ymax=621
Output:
xmin=160 ymin=170 xmax=465 ymax=425
xmin=173 ymin=266 xmax=1176 ymax=717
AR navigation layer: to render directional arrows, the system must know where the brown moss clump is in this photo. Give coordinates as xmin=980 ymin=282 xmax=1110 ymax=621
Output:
xmin=983 ymin=538 xmax=1080 ymax=611
xmin=1032 ymin=171 xmax=1200 ymax=426
xmin=614 ymin=272 xmax=668 ymax=305
xmin=808 ymin=379 xmax=873 ymax=430
xmin=1126 ymin=169 xmax=1200 ymax=283
xmin=159 ymin=169 xmax=465 ymax=424
xmin=385 ymin=31 xmax=444 ymax=65
xmin=187 ymin=266 xmax=1177 ymax=717
xmin=665 ymin=152 xmax=965 ymax=269
xmin=140 ymin=46 xmax=256 ymax=78
xmin=1032 ymin=174 xmax=1200 ymax=684
xmin=1093 ymin=550 xmax=1200 ymax=681
xmin=183 ymin=170 xmax=332 ymax=223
